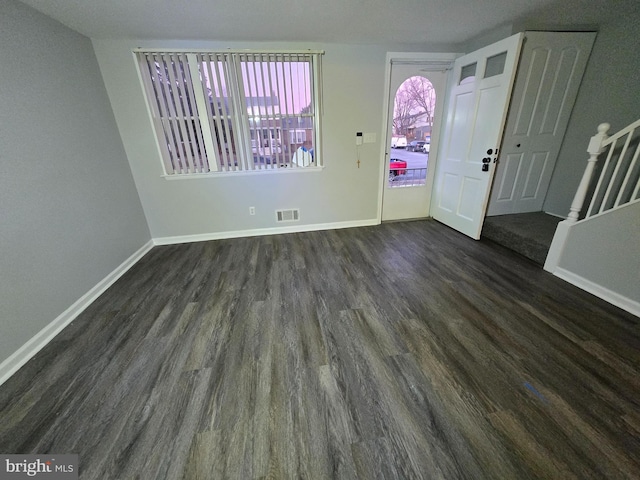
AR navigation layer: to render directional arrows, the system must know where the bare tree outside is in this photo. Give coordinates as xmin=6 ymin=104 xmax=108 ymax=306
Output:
xmin=393 ymin=87 xmax=415 ymax=136
xmin=393 ymin=76 xmax=436 ymax=137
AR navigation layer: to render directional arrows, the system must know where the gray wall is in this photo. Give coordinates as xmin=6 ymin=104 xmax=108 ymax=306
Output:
xmin=0 ymin=1 xmax=151 ymax=365
xmin=558 ymin=202 xmax=640 ymax=304
xmin=542 ymin=10 xmax=640 ymax=215
xmin=92 ymin=39 xmax=424 ymax=240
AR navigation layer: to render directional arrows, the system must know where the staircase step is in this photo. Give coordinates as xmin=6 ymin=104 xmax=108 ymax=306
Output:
xmin=481 ymin=213 xmax=562 ymax=265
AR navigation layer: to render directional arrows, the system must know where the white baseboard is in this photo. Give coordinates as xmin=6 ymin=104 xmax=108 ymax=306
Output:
xmin=153 ymin=218 xmax=380 ymax=245
xmin=0 ymin=240 xmax=155 ymax=387
xmin=554 ymin=267 xmax=640 ymax=318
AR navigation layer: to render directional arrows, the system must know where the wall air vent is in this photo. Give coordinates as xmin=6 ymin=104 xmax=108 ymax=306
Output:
xmin=276 ymin=209 xmax=300 ymax=222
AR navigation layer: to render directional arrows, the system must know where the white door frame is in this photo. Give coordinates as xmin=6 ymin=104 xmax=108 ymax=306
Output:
xmin=376 ymin=52 xmax=459 ymax=223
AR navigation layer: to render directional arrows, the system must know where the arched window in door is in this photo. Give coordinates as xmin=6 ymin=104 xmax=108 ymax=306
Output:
xmin=389 ymin=76 xmax=436 ymax=187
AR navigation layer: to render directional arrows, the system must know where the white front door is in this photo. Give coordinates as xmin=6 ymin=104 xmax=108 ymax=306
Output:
xmin=431 ymin=33 xmax=523 ymax=239
xmin=380 ymin=54 xmax=455 ymax=222
xmin=487 ymin=31 xmax=596 ymax=216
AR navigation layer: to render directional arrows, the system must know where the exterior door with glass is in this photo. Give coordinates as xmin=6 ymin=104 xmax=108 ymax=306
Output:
xmin=431 ymin=33 xmax=523 ymax=239
xmin=381 ymin=55 xmax=454 ymax=222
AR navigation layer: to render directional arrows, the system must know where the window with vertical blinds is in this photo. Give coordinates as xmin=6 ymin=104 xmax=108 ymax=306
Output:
xmin=136 ymin=50 xmax=323 ymax=176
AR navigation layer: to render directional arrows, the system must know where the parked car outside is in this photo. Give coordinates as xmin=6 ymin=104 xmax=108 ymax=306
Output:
xmin=389 ymin=158 xmax=407 ymax=176
xmin=391 ymin=136 xmax=407 ymax=149
xmin=420 ymin=142 xmax=430 ymax=154
xmin=406 ymin=140 xmax=425 ymax=152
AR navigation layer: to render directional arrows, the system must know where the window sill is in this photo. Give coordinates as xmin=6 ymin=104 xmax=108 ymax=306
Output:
xmin=162 ymin=165 xmax=325 ymax=180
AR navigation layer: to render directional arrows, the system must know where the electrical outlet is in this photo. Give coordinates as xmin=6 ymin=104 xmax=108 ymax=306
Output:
xmin=249 ymin=206 xmax=255 ymax=215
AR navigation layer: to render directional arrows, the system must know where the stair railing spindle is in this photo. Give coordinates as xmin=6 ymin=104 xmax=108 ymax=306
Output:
xmin=567 ymin=123 xmax=610 ymax=223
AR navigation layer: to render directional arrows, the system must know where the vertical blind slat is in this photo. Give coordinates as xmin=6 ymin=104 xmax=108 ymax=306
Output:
xmin=182 ymin=53 xmax=210 ymax=172
xmin=279 ymin=54 xmax=293 ymax=167
xmin=197 ymin=54 xmax=222 ymax=171
xmin=213 ymin=53 xmax=234 ymax=171
xmin=266 ymin=54 xmax=279 ymax=169
xmin=273 ymin=54 xmax=287 ymax=168
xmin=224 ymin=54 xmax=247 ymax=170
xmin=263 ymin=55 xmax=279 ymax=169
xmin=252 ymin=55 xmax=269 ymax=169
xmin=176 ymin=53 xmax=202 ymax=172
xmin=248 ymin=54 xmax=264 ymax=169
xmin=234 ymin=53 xmax=248 ymax=170
xmin=154 ymin=54 xmax=183 ymax=173
xmin=163 ymin=54 xmax=192 ymax=172
xmin=142 ymin=55 xmax=174 ymax=174
xmin=170 ymin=54 xmax=198 ymax=173
xmin=211 ymin=53 xmax=234 ymax=171
xmin=264 ymin=55 xmax=283 ymax=168
xmin=287 ymin=55 xmax=299 ymax=168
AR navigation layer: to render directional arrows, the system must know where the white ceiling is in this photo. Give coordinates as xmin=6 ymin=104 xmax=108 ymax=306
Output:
xmin=17 ymin=0 xmax=620 ymax=46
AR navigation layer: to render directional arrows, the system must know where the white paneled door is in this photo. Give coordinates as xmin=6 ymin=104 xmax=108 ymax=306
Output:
xmin=431 ymin=33 xmax=523 ymax=239
xmin=487 ymin=31 xmax=596 ymax=216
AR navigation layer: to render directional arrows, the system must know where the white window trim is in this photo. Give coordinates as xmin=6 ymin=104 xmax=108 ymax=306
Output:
xmin=134 ymin=48 xmax=324 ymax=178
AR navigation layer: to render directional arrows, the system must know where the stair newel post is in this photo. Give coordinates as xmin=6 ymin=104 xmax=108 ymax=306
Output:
xmin=566 ymin=123 xmax=610 ymax=223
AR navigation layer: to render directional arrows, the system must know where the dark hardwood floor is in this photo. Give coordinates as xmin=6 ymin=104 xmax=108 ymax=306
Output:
xmin=1 ymin=220 xmax=638 ymax=479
